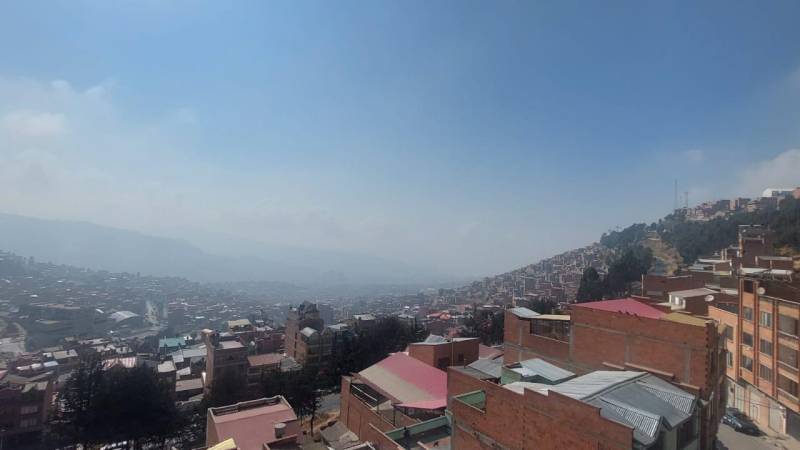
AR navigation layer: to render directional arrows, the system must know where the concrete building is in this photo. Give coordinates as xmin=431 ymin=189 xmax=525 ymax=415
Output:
xmin=0 ymin=370 xmax=54 ymax=447
xmin=202 ymin=330 xmax=249 ymax=396
xmin=206 ymin=396 xmax=300 ymax=450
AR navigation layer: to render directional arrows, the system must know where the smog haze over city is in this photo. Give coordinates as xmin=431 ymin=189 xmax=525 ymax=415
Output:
xmin=1 ymin=1 xmax=800 ymax=286
xmin=5 ymin=3 xmax=800 ymax=450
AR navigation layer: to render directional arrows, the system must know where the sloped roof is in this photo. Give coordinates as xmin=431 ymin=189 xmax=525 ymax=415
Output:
xmin=509 ymin=307 xmax=539 ymax=319
xmin=504 ymin=371 xmax=696 ymax=447
xmin=468 ymin=358 xmax=503 ymax=379
xmin=478 ymin=344 xmax=504 ymax=360
xmin=109 ymin=310 xmax=139 ymax=322
xmin=357 ymin=353 xmax=447 ymax=408
xmin=573 ymin=298 xmax=665 ymax=320
xmin=517 ymin=358 xmax=574 ymax=383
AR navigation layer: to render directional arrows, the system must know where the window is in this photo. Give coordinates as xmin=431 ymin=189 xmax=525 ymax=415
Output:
xmin=779 ymin=374 xmax=799 ymax=397
xmin=761 ymin=311 xmax=773 ymax=328
xmin=760 ymin=339 xmax=774 ymax=356
xmin=742 ymin=332 xmax=753 ymax=348
xmin=743 ymin=280 xmax=754 ymax=293
xmin=20 ymin=404 xmax=38 ymax=415
xmin=779 ymin=344 xmax=799 ymax=368
xmin=741 ymin=355 xmax=754 ymax=372
xmin=780 ymin=315 xmax=799 ymax=336
xmin=726 ymin=351 xmax=733 ymax=368
xmin=759 ymin=364 xmax=773 ymax=381
xmin=20 ymin=417 xmax=37 ymax=428
xmin=724 ymin=326 xmax=734 ymax=341
xmin=743 ymin=307 xmax=754 ymax=322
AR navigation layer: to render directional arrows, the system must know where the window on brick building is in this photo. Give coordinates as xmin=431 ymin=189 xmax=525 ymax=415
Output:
xmin=742 ymin=332 xmax=753 ymax=348
xmin=760 ymin=339 xmax=773 ymax=356
xmin=779 ymin=344 xmax=799 ymax=368
xmin=743 ymin=280 xmax=754 ymax=293
xmin=741 ymin=355 xmax=753 ymax=372
xmin=761 ymin=311 xmax=773 ymax=328
xmin=20 ymin=404 xmax=38 ymax=415
xmin=726 ymin=351 xmax=733 ymax=368
xmin=779 ymin=374 xmax=799 ymax=397
xmin=759 ymin=364 xmax=773 ymax=381
xmin=724 ymin=326 xmax=733 ymax=341
xmin=779 ymin=314 xmax=799 ymax=336
xmin=743 ymin=307 xmax=753 ymax=322
xmin=20 ymin=417 xmax=38 ymax=428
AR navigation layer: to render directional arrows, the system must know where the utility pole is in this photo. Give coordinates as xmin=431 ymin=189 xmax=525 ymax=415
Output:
xmin=674 ymin=179 xmax=678 ymax=211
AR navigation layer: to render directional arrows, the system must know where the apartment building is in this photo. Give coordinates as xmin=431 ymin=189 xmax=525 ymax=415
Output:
xmin=202 ymin=329 xmax=249 ymax=396
xmin=0 ymin=370 xmax=54 ymax=448
xmin=728 ymin=275 xmax=800 ymax=438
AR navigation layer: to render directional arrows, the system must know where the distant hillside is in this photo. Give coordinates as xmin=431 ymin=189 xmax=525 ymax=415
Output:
xmin=602 ymin=196 xmax=800 ymax=263
xmin=0 ymin=213 xmax=450 ymax=286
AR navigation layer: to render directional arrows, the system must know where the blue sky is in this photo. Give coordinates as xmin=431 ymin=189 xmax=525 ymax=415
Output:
xmin=1 ymin=1 xmax=799 ymax=277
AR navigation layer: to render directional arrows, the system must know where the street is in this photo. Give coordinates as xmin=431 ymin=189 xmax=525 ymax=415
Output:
xmin=717 ymin=423 xmax=800 ymax=450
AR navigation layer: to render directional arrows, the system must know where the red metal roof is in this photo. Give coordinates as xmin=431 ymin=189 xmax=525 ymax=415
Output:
xmin=358 ymin=353 xmax=447 ymax=405
xmin=572 ymin=298 xmax=666 ymax=320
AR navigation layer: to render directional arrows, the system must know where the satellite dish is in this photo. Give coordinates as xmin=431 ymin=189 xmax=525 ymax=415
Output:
xmin=705 ymin=295 xmax=715 ymax=302
xmin=757 ymin=287 xmax=766 ymax=295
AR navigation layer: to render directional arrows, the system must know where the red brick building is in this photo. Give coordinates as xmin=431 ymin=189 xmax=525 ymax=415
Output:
xmin=447 ymin=366 xmax=701 ymax=449
xmin=340 ymin=353 xmax=447 ymax=438
xmin=503 ymin=298 xmax=724 ymax=449
xmin=407 ymin=335 xmax=479 ymax=369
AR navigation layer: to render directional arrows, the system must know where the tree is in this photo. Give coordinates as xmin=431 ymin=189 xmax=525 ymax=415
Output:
xmin=92 ymin=366 xmax=187 ymax=449
xmin=576 ymin=267 xmax=605 ymax=302
xmin=53 ymin=354 xmax=105 ymax=448
xmin=55 ymin=357 xmax=188 ymax=449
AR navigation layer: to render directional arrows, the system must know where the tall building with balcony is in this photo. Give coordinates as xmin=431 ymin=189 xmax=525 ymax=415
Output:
xmin=730 ymin=274 xmax=800 ymax=438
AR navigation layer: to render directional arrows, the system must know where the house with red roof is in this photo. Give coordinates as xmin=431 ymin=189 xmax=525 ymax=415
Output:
xmin=340 ymin=353 xmax=447 ymax=439
xmin=206 ymin=396 xmax=299 ymax=450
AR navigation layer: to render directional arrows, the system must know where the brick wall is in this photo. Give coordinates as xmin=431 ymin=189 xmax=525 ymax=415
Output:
xmin=448 ymin=368 xmax=633 ymax=450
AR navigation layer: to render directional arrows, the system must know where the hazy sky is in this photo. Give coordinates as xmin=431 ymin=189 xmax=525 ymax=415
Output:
xmin=1 ymin=1 xmax=799 ymax=277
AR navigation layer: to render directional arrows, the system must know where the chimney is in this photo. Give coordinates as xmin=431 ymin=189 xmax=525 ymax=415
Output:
xmin=274 ymin=422 xmax=286 ymax=439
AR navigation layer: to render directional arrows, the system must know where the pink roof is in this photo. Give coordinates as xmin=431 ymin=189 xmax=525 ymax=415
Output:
xmin=398 ymin=398 xmax=448 ymax=410
xmin=572 ymin=298 xmax=666 ymax=320
xmin=210 ymin=400 xmax=298 ymax=450
xmin=478 ymin=344 xmax=504 ymax=360
xmin=358 ymin=353 xmax=447 ymax=405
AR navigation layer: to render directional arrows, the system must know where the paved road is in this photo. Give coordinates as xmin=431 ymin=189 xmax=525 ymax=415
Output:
xmin=319 ymin=392 xmax=341 ymax=414
xmin=717 ymin=423 xmax=800 ymax=450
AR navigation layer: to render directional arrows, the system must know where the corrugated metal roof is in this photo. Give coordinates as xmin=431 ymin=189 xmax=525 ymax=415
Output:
xmin=518 ymin=359 xmax=575 ymax=383
xmin=502 ymin=370 xmax=697 ymax=446
xmin=509 ymin=307 xmax=539 ymax=319
xmin=468 ymin=358 xmax=503 ymax=378
xmin=423 ymin=334 xmax=448 ymax=344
